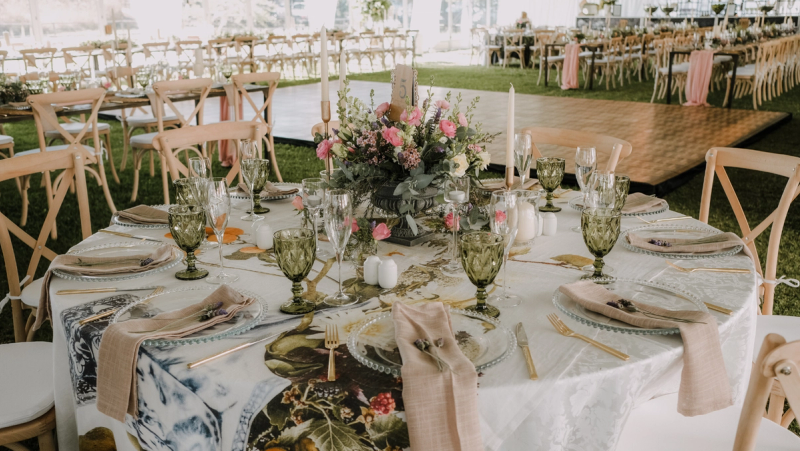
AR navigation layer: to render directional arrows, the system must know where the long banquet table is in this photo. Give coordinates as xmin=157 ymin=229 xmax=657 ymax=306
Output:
xmin=49 ymin=192 xmax=757 ymax=451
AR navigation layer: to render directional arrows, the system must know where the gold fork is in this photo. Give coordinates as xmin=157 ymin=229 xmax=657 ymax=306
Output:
xmin=636 ymin=215 xmax=692 ymax=224
xmin=78 ymin=286 xmax=165 ymax=325
xmin=665 ymin=260 xmax=751 ymax=274
xmin=325 ymin=325 xmax=340 ymax=381
xmin=546 ymin=314 xmax=630 ymax=361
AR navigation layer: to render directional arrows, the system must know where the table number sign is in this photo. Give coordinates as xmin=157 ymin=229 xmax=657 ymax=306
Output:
xmin=388 ymin=64 xmax=418 ymax=121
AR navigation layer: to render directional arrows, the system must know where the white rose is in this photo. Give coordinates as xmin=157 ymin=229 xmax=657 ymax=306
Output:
xmin=331 ymin=143 xmax=348 ymax=158
xmin=478 ymin=151 xmax=491 ymax=170
xmin=367 ymin=113 xmax=378 ymax=123
xmin=439 ymin=137 xmax=448 ymax=144
xmin=451 ymin=154 xmax=468 ymax=178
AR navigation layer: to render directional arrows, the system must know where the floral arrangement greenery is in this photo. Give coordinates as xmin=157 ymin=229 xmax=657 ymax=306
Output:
xmin=314 ymin=80 xmax=496 ymax=233
xmin=0 ymin=76 xmax=29 ymax=104
xmin=362 ymin=0 xmax=392 ymax=22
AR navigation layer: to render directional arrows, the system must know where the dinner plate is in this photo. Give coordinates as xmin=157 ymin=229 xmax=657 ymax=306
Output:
xmin=115 ymin=89 xmax=147 ymax=98
xmin=1 ymin=103 xmax=31 ymax=110
xmin=568 ymin=196 xmax=669 ymax=217
xmin=347 ymin=308 xmax=516 ymax=377
xmin=54 ymin=241 xmax=181 ymax=282
xmin=110 ymin=286 xmax=267 ymax=346
xmin=228 ymin=182 xmax=301 ymax=201
xmin=111 ymin=204 xmax=170 ymax=229
xmin=621 ymin=225 xmax=743 ymax=260
xmin=553 ymin=278 xmax=707 ymax=335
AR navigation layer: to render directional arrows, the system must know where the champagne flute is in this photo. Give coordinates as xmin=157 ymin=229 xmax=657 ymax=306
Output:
xmin=488 ymin=191 xmax=520 ymax=307
xmin=572 ymin=147 xmax=597 ymax=232
xmin=514 ymin=133 xmax=533 ymax=188
xmin=443 ymin=176 xmax=470 ymax=273
xmin=302 ymin=178 xmax=332 ymax=260
xmin=323 ymin=189 xmax=355 ymax=306
xmin=188 ymin=156 xmax=214 ymax=249
xmin=204 ymin=177 xmax=239 ymax=285
xmin=238 ymin=140 xmax=261 ymax=221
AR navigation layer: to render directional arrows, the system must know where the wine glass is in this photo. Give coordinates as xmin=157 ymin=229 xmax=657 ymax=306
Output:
xmin=614 ymin=175 xmax=631 ymax=213
xmin=581 ymin=208 xmax=621 ymax=283
xmin=461 ymin=232 xmax=505 ymax=318
xmin=221 ymin=64 xmax=233 ymax=83
xmin=443 ymin=176 xmax=470 ymax=273
xmin=588 ymin=171 xmax=616 ymax=209
xmin=168 ymin=205 xmax=209 ymax=280
xmin=537 ymin=157 xmax=565 ymax=212
xmin=240 ymin=158 xmax=270 ymax=221
xmin=572 ymin=147 xmax=597 ymax=232
xmin=188 ymin=156 xmax=212 ymax=179
xmin=488 ymin=191 xmax=520 ymax=307
xmin=135 ymin=67 xmax=150 ymax=91
xmin=188 ymin=156 xmax=214 ymax=249
xmin=204 ymin=177 xmax=239 ymax=285
xmin=274 ymin=228 xmax=317 ymax=314
xmin=514 ymin=133 xmax=533 ymax=188
xmin=302 ymin=178 xmax=332 ymax=260
xmin=323 ymin=189 xmax=355 ymax=306
xmin=173 ymin=178 xmax=198 ymax=205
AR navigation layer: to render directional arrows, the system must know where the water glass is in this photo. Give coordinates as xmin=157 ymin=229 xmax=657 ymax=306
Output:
xmin=589 ymin=171 xmax=616 ymax=209
xmin=173 ymin=178 xmax=197 ymax=205
xmin=323 ymin=189 xmax=355 ymax=306
xmin=581 ymin=208 xmax=621 ymax=283
xmin=514 ymin=133 xmax=533 ymax=188
xmin=443 ymin=176 xmax=470 ymax=273
xmin=537 ymin=157 xmax=565 ymax=212
xmin=489 ymin=191 xmax=520 ymax=307
xmin=461 ymin=232 xmax=505 ymax=318
xmin=575 ymin=147 xmax=597 ymax=208
xmin=204 ymin=177 xmax=239 ymax=285
xmin=614 ymin=175 xmax=631 ymax=213
xmin=302 ymin=178 xmax=331 ymax=260
xmin=188 ymin=157 xmax=212 ymax=179
xmin=168 ymin=205 xmax=209 ymax=280
xmin=274 ymin=228 xmax=317 ymax=314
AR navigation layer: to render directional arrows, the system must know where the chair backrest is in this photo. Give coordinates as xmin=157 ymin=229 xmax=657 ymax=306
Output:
xmin=152 ymin=121 xmax=265 ymax=187
xmin=733 ymin=333 xmax=800 ymax=450
xmin=61 ymin=46 xmax=95 ymax=76
xmin=208 ymin=37 xmax=233 ymax=60
xmin=142 ymin=41 xmax=170 ymax=61
xmin=504 ymin=30 xmax=524 ymax=47
xmin=519 ymin=126 xmax=633 ymax=173
xmin=20 ymin=48 xmax=57 ymax=73
xmin=106 ymin=66 xmax=138 ymax=91
xmin=0 ymin=148 xmax=91 ymax=342
xmin=151 ymin=78 xmax=213 ymax=132
xmin=28 ymin=89 xmax=105 ymax=161
xmin=699 ymin=147 xmax=800 ymax=315
xmin=231 ymin=71 xmax=280 ymax=130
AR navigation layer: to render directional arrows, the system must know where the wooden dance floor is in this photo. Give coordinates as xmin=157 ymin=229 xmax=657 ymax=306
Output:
xmin=272 ymin=80 xmax=790 ymax=193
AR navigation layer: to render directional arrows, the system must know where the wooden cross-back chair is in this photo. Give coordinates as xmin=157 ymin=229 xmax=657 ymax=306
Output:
xmin=503 ymin=30 xmax=527 ymax=69
xmin=0 ymin=148 xmax=92 ymax=342
xmin=519 ymin=126 xmax=632 ymax=174
xmin=20 ymin=48 xmax=57 ymax=74
xmin=699 ymin=147 xmax=800 ymax=316
xmin=153 ymin=121 xmax=266 ymax=196
xmin=142 ymin=42 xmax=170 ymax=63
xmin=60 ymin=46 xmax=95 ymax=78
xmin=618 ymin=333 xmax=800 ymax=450
xmin=174 ymin=40 xmax=203 ymax=76
xmin=230 ymin=36 xmax=259 ymax=73
xmin=231 ymin=72 xmax=282 ymax=181
xmin=136 ymin=78 xmax=213 ymax=204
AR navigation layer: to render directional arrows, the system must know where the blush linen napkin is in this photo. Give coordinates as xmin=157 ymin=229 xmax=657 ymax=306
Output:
xmin=236 ymin=181 xmax=299 ymax=197
xmin=626 ymin=230 xmax=745 ymax=254
xmin=392 ymin=302 xmax=483 ymax=451
xmin=684 ymin=50 xmax=715 ymax=107
xmin=621 ymin=192 xmax=667 ymax=214
xmin=116 ymin=205 xmax=169 ymax=225
xmin=34 ymin=245 xmax=175 ymax=331
xmin=559 ymin=280 xmax=732 ymax=416
xmin=560 ymin=43 xmax=581 ymax=90
xmin=97 ymin=285 xmax=254 ymax=421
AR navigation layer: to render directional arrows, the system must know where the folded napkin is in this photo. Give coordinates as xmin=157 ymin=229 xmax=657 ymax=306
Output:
xmin=237 ymin=181 xmax=299 ymax=197
xmin=480 ymin=178 xmax=540 ymax=192
xmin=393 ymin=302 xmax=483 ymax=451
xmin=622 ymin=192 xmax=667 ymax=214
xmin=116 ymin=205 xmax=169 ymax=224
xmin=97 ymin=285 xmax=254 ymax=421
xmin=559 ymin=280 xmax=732 ymax=416
xmin=627 ymin=230 xmax=745 ymax=254
xmin=34 ymin=246 xmax=175 ymax=331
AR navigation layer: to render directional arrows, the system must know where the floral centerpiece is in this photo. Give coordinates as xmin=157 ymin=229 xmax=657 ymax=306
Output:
xmin=346 ymin=218 xmax=391 ymax=266
xmin=315 ymin=80 xmax=496 ymax=243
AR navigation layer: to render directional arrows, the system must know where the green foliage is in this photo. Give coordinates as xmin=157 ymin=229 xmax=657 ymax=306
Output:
xmin=0 ymin=77 xmax=29 ymax=104
xmin=361 ymin=0 xmax=391 ymax=22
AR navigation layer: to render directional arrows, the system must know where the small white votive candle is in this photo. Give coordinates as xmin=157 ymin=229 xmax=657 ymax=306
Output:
xmin=379 ymin=258 xmax=398 ymax=289
xmin=450 ymin=190 xmax=466 ymax=203
xmin=256 ymin=224 xmax=274 ymax=250
xmin=542 ymin=213 xmax=557 ymax=236
xmin=364 ymin=256 xmax=381 ymax=285
xmin=307 ymin=194 xmax=322 ymax=208
xmin=515 ymin=201 xmax=538 ymax=243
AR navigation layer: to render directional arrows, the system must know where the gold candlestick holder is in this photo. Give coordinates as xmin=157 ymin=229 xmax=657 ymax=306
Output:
xmin=321 ymin=100 xmax=333 ymax=174
xmin=505 ymin=166 xmax=515 ymax=190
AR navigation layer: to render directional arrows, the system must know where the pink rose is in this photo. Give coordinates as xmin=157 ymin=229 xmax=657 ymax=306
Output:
xmin=458 ymin=112 xmax=468 ymax=127
xmin=375 ymin=102 xmax=390 ymax=118
xmin=435 ymin=99 xmax=450 ymax=110
xmin=352 ymin=219 xmax=360 ymax=233
xmin=382 ymin=127 xmax=404 ymax=147
xmin=439 ymin=120 xmax=457 ymax=138
xmin=348 ymin=147 xmax=355 ymax=153
xmin=292 ymin=196 xmax=304 ymax=210
xmin=495 ymin=210 xmax=507 ymax=224
xmin=400 ymin=107 xmax=422 ymax=126
xmin=444 ymin=212 xmax=460 ymax=231
xmin=103 ymin=82 xmax=112 ymax=89
xmin=372 ymin=223 xmax=391 ymax=240
xmin=316 ymin=139 xmax=333 ymax=159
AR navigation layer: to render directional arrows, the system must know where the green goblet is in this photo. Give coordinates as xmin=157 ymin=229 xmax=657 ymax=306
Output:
xmin=460 ymin=232 xmax=505 ymax=318
xmin=249 ymin=159 xmax=271 ymax=215
xmin=614 ymin=175 xmax=631 ymax=213
xmin=581 ymin=208 xmax=621 ymax=283
xmin=274 ymin=228 xmax=317 ymax=314
xmin=537 ymin=157 xmax=565 ymax=212
xmin=173 ymin=178 xmax=197 ymax=205
xmin=168 ymin=205 xmax=209 ymax=280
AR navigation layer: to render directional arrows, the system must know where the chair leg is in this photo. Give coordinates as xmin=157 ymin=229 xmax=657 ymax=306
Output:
xmin=160 ymin=153 xmax=170 ymax=205
xmin=131 ymin=151 xmax=142 ymax=202
xmin=37 ymin=428 xmax=56 ymax=451
xmin=723 ymin=78 xmax=731 ymax=107
xmin=102 ymin=131 xmax=120 ymax=184
xmin=43 ymin=171 xmax=57 ymax=240
xmin=265 ymin=134 xmax=282 ymax=182
xmin=120 ymin=122 xmax=133 ymax=171
xmin=94 ymin=159 xmax=117 ymax=214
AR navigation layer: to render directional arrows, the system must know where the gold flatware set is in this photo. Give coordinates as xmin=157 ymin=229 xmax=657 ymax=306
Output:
xmin=78 ymin=286 xmax=164 ymax=325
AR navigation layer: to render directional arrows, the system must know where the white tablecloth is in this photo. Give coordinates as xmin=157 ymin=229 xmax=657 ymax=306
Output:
xmin=49 ymin=193 xmax=757 ymax=451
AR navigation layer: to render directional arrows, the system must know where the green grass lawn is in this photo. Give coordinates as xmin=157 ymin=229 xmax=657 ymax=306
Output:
xmin=1 ymin=62 xmax=799 ymax=347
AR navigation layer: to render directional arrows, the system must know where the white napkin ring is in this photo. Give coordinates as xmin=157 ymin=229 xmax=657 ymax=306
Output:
xmin=0 ymin=275 xmax=30 ymax=314
xmin=759 ymin=274 xmax=800 ymax=288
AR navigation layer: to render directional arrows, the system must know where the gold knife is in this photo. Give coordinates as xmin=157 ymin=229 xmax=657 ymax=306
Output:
xmin=99 ymin=229 xmax=163 ymax=243
xmin=515 ymin=322 xmax=538 ymax=380
xmin=58 ymin=286 xmax=161 ymax=295
xmin=78 ymin=286 xmax=164 ymax=325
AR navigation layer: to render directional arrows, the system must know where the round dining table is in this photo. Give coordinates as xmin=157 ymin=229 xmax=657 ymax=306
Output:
xmin=48 ymin=191 xmax=757 ymax=451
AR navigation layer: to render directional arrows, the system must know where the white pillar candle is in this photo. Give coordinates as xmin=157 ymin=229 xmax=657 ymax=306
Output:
xmin=378 ymin=258 xmax=398 ymax=289
xmin=364 ymin=255 xmax=381 ymax=285
xmin=450 ymin=190 xmax=466 ymax=203
xmin=515 ymin=201 xmax=538 ymax=243
xmin=506 ymin=84 xmax=515 ymax=172
xmin=256 ymin=224 xmax=274 ymax=250
xmin=320 ymin=26 xmax=330 ymax=102
xmin=542 ymin=213 xmax=557 ymax=236
xmin=194 ymin=47 xmax=205 ymax=78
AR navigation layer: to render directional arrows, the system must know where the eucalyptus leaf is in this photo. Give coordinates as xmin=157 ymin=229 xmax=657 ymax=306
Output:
xmin=414 ymin=173 xmax=436 ymax=189
xmin=406 ymin=214 xmax=419 ymax=235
